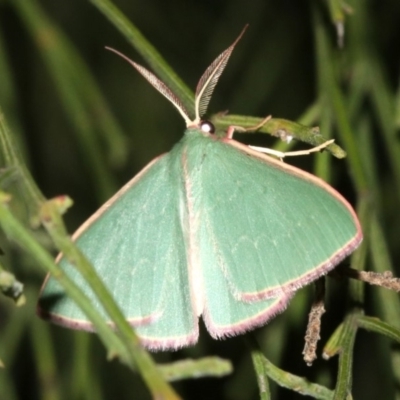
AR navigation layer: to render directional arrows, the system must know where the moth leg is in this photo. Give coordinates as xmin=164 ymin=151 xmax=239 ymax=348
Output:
xmin=249 ymin=139 xmax=335 ymax=161
xmin=225 ymin=115 xmax=272 ymax=139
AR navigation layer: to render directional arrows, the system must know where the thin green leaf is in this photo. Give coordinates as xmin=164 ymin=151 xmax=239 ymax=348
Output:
xmin=358 ymin=316 xmax=400 ymax=344
xmin=323 ymin=323 xmax=345 ymax=360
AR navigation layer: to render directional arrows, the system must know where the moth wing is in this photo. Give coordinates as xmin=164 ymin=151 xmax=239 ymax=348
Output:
xmin=38 ymin=152 xmax=198 ymax=350
xmin=197 ymin=138 xmax=362 ymax=302
xmin=201 ymin=233 xmax=294 ymax=337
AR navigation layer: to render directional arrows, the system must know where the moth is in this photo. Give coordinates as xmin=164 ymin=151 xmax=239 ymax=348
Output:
xmin=38 ymin=28 xmax=362 ymax=350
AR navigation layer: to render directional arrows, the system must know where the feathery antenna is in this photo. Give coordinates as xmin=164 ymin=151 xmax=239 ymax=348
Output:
xmin=106 ymin=25 xmax=247 ymax=128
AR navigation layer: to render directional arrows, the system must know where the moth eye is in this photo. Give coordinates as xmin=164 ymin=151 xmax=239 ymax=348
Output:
xmin=200 ymin=120 xmax=215 ymax=134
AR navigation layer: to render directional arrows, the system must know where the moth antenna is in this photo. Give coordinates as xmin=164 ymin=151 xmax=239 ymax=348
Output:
xmin=194 ymin=25 xmax=248 ymax=124
xmin=106 ymin=47 xmax=192 ymax=126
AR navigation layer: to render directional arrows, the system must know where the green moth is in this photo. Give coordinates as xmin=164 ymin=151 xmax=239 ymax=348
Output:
xmin=38 ymin=28 xmax=362 ymax=350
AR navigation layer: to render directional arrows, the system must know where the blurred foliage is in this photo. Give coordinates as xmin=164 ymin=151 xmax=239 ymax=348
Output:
xmin=0 ymin=0 xmax=400 ymax=399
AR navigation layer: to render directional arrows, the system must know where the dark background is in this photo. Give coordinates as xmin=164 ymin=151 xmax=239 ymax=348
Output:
xmin=1 ymin=0 xmax=400 ymax=399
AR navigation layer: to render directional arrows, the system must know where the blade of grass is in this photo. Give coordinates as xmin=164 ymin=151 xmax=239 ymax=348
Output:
xmin=0 ymin=109 xmax=44 ymax=217
xmin=89 ymin=0 xmax=194 ymax=116
xmin=358 ymin=316 xmax=400 ymax=344
xmin=354 ymin=116 xmax=381 ymax=206
xmin=0 ymin=289 xmax=31 ymax=367
xmin=325 ymin=0 xmax=346 ymax=47
xmin=30 ymin=319 xmax=62 ymax=400
xmin=347 ymin=198 xmax=370 ymax=303
xmin=369 ymin=213 xmax=400 ymax=394
xmin=0 ymin=370 xmax=18 ymax=400
xmin=395 ymin=74 xmax=400 ymax=128
xmin=297 ymin=101 xmax=321 ymax=126
xmin=347 ymin=0 xmax=400 ymax=201
xmin=314 ymin=99 xmax=334 ymax=181
xmin=369 ymin=214 xmax=400 ymax=327
xmin=70 ymin=333 xmax=104 ymax=400
xmin=367 ymin=58 xmax=400 ymax=195
xmin=331 ymin=313 xmax=358 ymax=400
xmin=13 ymin=0 xmax=119 ymax=201
xmin=0 ymin=29 xmax=27 ymax=161
xmin=313 ymin=4 xmax=368 ymax=194
xmin=9 ymin=0 xmax=128 ymax=168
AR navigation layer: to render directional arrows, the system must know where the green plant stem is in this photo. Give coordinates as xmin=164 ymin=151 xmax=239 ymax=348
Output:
xmin=246 ymin=335 xmax=333 ymax=400
xmin=158 ymin=357 xmax=232 ymax=382
xmin=211 ymin=114 xmax=346 ymax=158
xmin=0 ymin=111 xmax=44 ymax=210
xmin=248 ymin=341 xmax=271 ymax=400
xmin=331 ymin=312 xmax=358 ymax=400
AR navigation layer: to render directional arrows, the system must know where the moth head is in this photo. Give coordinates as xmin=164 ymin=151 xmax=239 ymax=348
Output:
xmin=106 ymin=25 xmax=247 ymax=132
